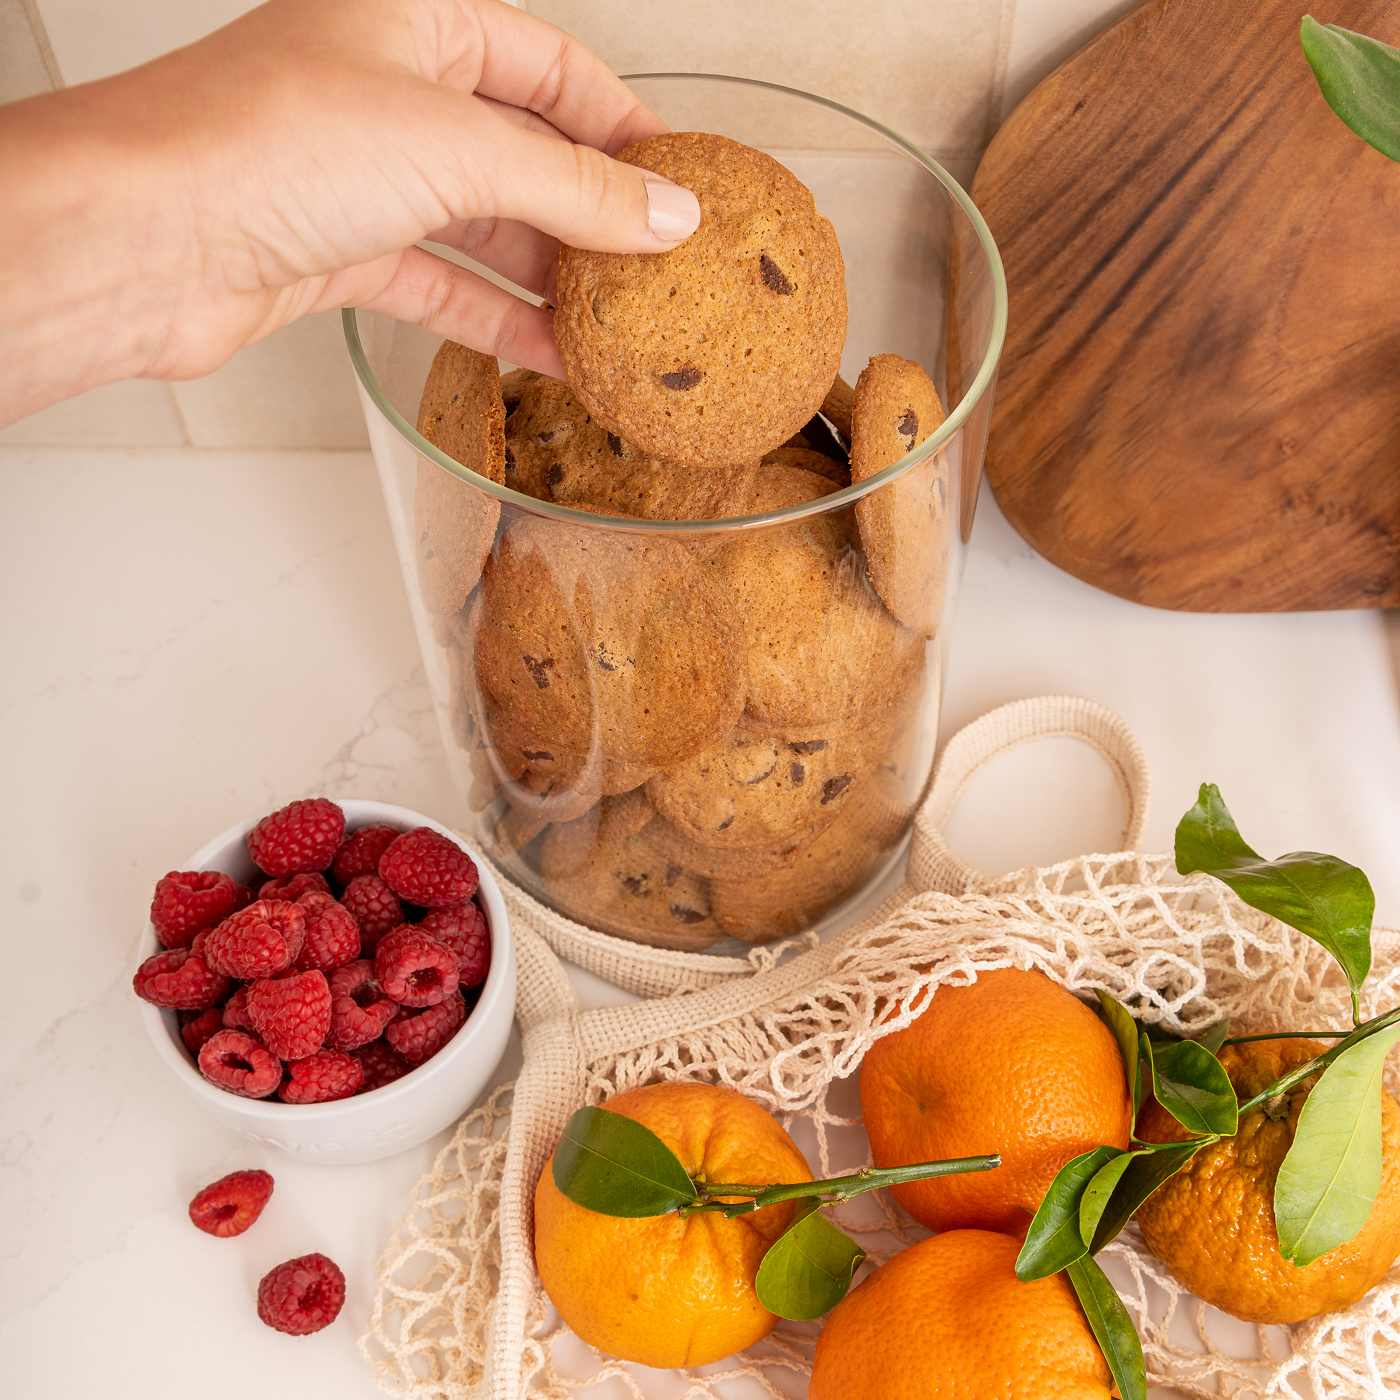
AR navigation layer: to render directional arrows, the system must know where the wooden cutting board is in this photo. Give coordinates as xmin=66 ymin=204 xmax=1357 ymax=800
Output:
xmin=973 ymin=0 xmax=1400 ymax=611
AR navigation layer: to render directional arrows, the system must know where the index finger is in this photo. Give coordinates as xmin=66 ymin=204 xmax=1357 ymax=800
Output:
xmin=468 ymin=1 xmax=666 ymax=154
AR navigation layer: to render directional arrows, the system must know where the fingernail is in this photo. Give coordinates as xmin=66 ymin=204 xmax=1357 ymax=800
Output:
xmin=645 ymin=177 xmax=701 ymax=245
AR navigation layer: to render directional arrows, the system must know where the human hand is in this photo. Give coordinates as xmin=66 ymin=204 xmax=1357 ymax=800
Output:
xmin=0 ymin=0 xmax=697 ymax=414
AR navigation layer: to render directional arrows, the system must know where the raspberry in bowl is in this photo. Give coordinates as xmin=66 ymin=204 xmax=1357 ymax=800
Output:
xmin=134 ymin=798 xmax=514 ymax=1164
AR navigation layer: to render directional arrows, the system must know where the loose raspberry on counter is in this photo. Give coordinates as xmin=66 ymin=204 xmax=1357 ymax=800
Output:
xmin=385 ymin=993 xmax=466 ymax=1065
xmin=247 ymin=798 xmax=345 ymax=878
xmin=326 ymin=960 xmax=398 ymax=1051
xmin=133 ymin=947 xmax=231 ymax=1010
xmin=419 ymin=902 xmax=491 ymax=988
xmin=292 ymin=893 xmax=361 ymax=972
xmin=188 ymin=1168 xmax=274 ymax=1238
xmin=258 ymin=871 xmax=331 ymax=903
xmin=222 ymin=984 xmax=254 ymax=1030
xmin=150 ymin=870 xmax=250 ymax=949
xmin=256 ymin=1252 xmax=346 ymax=1336
xmin=247 ymin=970 xmax=332 ymax=1061
xmin=378 ymin=827 xmax=479 ymax=909
xmin=203 ymin=899 xmax=307 ymax=980
xmin=354 ymin=1039 xmax=412 ymax=1092
xmin=179 ymin=1007 xmax=227 ymax=1057
xmin=340 ymin=874 xmax=404 ymax=950
xmin=279 ymin=1050 xmax=365 ymax=1104
xmin=330 ymin=823 xmax=400 ymax=887
xmin=198 ymin=1030 xmax=283 ymax=1099
xmin=374 ymin=926 xmax=460 ymax=1008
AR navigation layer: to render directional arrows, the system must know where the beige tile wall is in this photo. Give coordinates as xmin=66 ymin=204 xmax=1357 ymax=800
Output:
xmin=1 ymin=0 xmax=1136 ymax=449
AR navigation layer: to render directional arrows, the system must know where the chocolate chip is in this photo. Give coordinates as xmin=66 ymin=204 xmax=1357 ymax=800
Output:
xmin=670 ymin=904 xmax=707 ymax=924
xmin=897 ymin=408 xmax=918 ymax=438
xmin=716 ymin=814 xmax=734 ymax=832
xmin=450 ymin=392 xmax=460 ymax=405
xmin=788 ymin=739 xmax=828 ymax=755
xmin=619 ymin=872 xmax=649 ymax=896
xmin=522 ymin=654 xmax=555 ymax=689
xmin=522 ymin=749 xmax=553 ymax=762
xmin=594 ymin=641 xmax=618 ymax=673
xmin=759 ymin=253 xmax=794 ymax=295
xmin=821 ymin=775 xmax=853 ymax=804
xmin=545 ymin=462 xmax=564 ymax=492
xmin=790 ymin=762 xmax=806 ymax=785
xmin=536 ymin=428 xmax=556 ymax=444
xmin=660 ymin=367 xmax=703 ymax=391
xmin=504 ymin=445 xmax=516 ymax=477
xmin=607 ymin=432 xmax=624 ymax=457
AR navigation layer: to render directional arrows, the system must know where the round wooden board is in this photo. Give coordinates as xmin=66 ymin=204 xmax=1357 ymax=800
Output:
xmin=974 ymin=0 xmax=1400 ymax=612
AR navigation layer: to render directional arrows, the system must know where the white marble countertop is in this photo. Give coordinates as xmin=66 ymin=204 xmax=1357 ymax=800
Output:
xmin=3 ymin=444 xmax=1397 ymax=1398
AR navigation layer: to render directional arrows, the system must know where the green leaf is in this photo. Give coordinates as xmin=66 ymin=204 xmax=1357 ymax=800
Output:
xmin=1143 ymin=1035 xmax=1239 ymax=1137
xmin=1096 ymin=990 xmax=1143 ymax=1112
xmin=1275 ymin=1023 xmax=1400 ymax=1265
xmin=1078 ymin=1151 xmax=1140 ymax=1247
xmin=1016 ymin=1147 xmax=1120 ymax=1281
xmin=1301 ymin=17 xmax=1400 ymax=162
xmin=1195 ymin=1020 xmax=1230 ymax=1056
xmin=1067 ymin=1255 xmax=1147 ymax=1400
xmin=551 ymin=1106 xmax=698 ymax=1216
xmin=1089 ymin=1140 xmax=1210 ymax=1251
xmin=754 ymin=1200 xmax=866 ymax=1320
xmin=1175 ymin=784 xmax=1374 ymax=1001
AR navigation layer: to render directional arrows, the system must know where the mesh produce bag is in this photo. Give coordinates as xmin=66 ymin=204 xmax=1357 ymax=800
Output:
xmin=363 ymin=697 xmax=1400 ymax=1399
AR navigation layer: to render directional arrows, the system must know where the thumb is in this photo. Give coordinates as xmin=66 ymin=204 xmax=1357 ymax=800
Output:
xmin=474 ymin=104 xmax=700 ymax=254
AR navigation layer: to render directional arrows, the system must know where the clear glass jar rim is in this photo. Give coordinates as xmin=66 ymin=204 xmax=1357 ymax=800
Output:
xmin=342 ymin=72 xmax=1009 ymax=535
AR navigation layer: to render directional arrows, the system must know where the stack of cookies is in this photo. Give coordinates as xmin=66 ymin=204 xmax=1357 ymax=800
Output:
xmin=412 ymin=133 xmax=951 ymax=950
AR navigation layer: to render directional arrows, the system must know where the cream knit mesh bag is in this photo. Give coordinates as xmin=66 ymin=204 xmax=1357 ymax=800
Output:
xmin=363 ymin=696 xmax=1400 ymax=1399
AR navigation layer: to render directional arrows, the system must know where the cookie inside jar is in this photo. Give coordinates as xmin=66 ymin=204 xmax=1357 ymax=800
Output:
xmin=412 ymin=134 xmax=951 ymax=950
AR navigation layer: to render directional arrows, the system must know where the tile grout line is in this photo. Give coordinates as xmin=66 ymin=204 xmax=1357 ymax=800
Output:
xmin=18 ymin=0 xmax=64 ymax=89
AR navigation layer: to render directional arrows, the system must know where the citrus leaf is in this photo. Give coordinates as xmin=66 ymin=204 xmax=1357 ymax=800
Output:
xmin=1301 ymin=17 xmax=1400 ymax=162
xmin=1067 ymin=1255 xmax=1147 ymax=1400
xmin=1016 ymin=1147 xmax=1120 ymax=1281
xmin=755 ymin=1200 xmax=866 ymax=1320
xmin=1175 ymin=783 xmax=1374 ymax=999
xmin=1143 ymin=1034 xmax=1239 ymax=1137
xmin=1089 ymin=1139 xmax=1210 ymax=1251
xmin=1195 ymin=1020 xmax=1230 ymax=1055
xmin=1275 ymin=1023 xmax=1400 ymax=1265
xmin=551 ymin=1106 xmax=698 ymax=1216
xmin=1079 ymin=1151 xmax=1141 ymax=1248
xmin=1096 ymin=990 xmax=1143 ymax=1112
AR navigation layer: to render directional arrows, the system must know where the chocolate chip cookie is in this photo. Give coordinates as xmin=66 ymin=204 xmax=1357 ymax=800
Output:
xmin=850 ymin=353 xmax=949 ymax=634
xmin=414 ymin=341 xmax=506 ymax=614
xmin=762 ymin=444 xmax=849 ymax=489
xmin=555 ymin=133 xmax=847 ymax=467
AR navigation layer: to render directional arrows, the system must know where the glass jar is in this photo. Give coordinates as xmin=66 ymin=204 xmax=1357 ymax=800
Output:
xmin=346 ymin=75 xmax=1005 ymax=951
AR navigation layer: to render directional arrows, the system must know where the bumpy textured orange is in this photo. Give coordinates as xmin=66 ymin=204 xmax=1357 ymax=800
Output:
xmin=533 ymin=1081 xmax=811 ymax=1368
xmin=810 ymin=1229 xmax=1113 ymax=1399
xmin=859 ymin=968 xmax=1131 ymax=1233
xmin=1136 ymin=1036 xmax=1400 ymax=1323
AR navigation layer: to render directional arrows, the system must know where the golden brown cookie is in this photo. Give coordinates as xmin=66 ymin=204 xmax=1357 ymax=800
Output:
xmin=538 ymin=791 xmax=722 ymax=950
xmin=555 ymin=133 xmax=847 ymax=467
xmin=762 ymin=444 xmax=849 ymax=489
xmin=821 ymin=376 xmax=855 ymax=443
xmin=474 ymin=517 xmax=744 ymax=769
xmin=505 ymin=373 xmax=757 ymax=520
xmin=850 ymin=354 xmax=950 ymax=635
xmin=712 ymin=465 xmax=923 ymax=735
xmin=635 ymin=816 xmax=804 ymax=882
xmin=414 ymin=342 xmax=506 ymax=614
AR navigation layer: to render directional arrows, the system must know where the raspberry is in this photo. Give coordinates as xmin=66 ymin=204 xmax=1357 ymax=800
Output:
xmin=246 ymin=798 xmax=345 ymax=878
xmin=133 ymin=947 xmax=231 ymax=1010
xmin=256 ymin=1253 xmax=346 ymax=1336
xmin=326 ymin=960 xmax=398 ymax=1051
xmin=179 ymin=1006 xmax=227 ymax=1057
xmin=385 ymin=993 xmax=466 ymax=1065
xmin=198 ymin=1030 xmax=283 ymax=1099
xmin=374 ymin=926 xmax=460 ymax=1008
xmin=378 ymin=827 xmax=479 ymax=909
xmin=222 ymin=984 xmax=253 ymax=1030
xmin=247 ymin=970 xmax=331 ymax=1060
xmin=340 ymin=874 xmax=404 ymax=950
xmin=188 ymin=1168 xmax=274 ymax=1238
xmin=419 ymin=902 xmax=491 ymax=988
xmin=292 ymin=893 xmax=361 ymax=972
xmin=150 ymin=870 xmax=250 ymax=949
xmin=259 ymin=871 xmax=331 ymax=903
xmin=330 ymin=823 xmax=400 ymax=887
xmin=203 ymin=900 xmax=306 ymax=979
xmin=279 ymin=1050 xmax=365 ymax=1104
xmin=354 ymin=1039 xmax=412 ymax=1092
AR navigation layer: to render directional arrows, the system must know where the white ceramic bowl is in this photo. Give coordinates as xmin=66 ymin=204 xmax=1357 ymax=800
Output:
xmin=138 ymin=799 xmax=515 ymax=1164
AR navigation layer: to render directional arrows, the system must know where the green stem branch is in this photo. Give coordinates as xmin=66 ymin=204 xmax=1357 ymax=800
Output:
xmin=1222 ymin=1030 xmax=1348 ymax=1046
